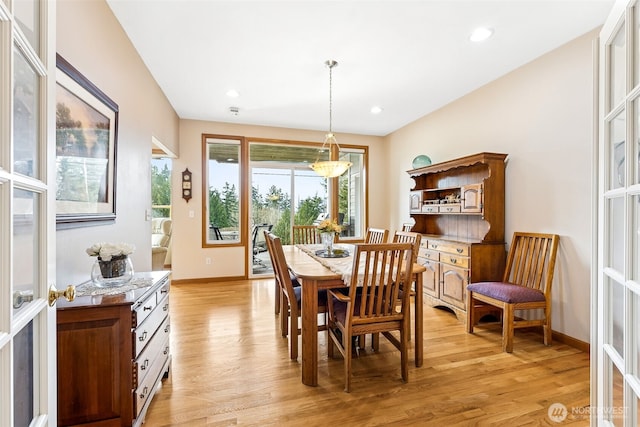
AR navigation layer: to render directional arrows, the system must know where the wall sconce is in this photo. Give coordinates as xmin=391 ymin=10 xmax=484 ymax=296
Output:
xmin=181 ymin=168 xmax=192 ymax=202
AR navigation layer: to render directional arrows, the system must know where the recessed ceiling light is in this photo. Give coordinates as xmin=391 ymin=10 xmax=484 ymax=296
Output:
xmin=470 ymin=27 xmax=494 ymax=42
xmin=226 ymin=89 xmax=240 ymax=98
xmin=370 ymin=106 xmax=383 ymax=114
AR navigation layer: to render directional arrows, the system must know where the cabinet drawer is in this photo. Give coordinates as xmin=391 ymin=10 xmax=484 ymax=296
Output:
xmin=440 ymin=253 xmax=469 ymax=269
xmin=134 ymin=294 xmax=170 ymax=357
xmin=134 ymin=335 xmax=170 ymax=418
xmin=133 ymin=293 xmax=158 ymax=328
xmin=156 ymin=280 xmax=170 ymax=303
xmin=421 ymin=205 xmax=439 ymax=213
xmin=417 ymin=248 xmax=439 ymax=261
xmin=439 ymin=204 xmax=461 ymax=213
xmin=429 ymin=241 xmax=469 ymax=256
xmin=135 ymin=316 xmax=170 ymax=388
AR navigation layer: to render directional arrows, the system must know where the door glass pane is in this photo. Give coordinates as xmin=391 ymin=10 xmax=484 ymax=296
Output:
xmin=637 ymin=4 xmax=640 ymax=87
xmin=13 ymin=188 xmax=39 ymax=316
xmin=609 ymin=356 xmax=625 ymax=424
xmin=610 ymin=23 xmax=626 ymax=110
xmin=635 ymin=194 xmax=640 ymax=281
xmin=14 ymin=0 xmax=40 ymax=53
xmin=14 ymin=319 xmax=36 ymax=427
xmin=607 ymin=277 xmax=625 ymax=357
xmin=636 ymin=98 xmax=640 ymax=184
xmin=338 ymin=150 xmax=364 ymax=239
xmin=609 ymin=196 xmax=625 ymax=273
xmin=205 ymin=137 xmax=240 ymax=244
xmin=14 ymin=46 xmax=39 ymax=178
xmin=610 ymin=111 xmax=626 ymax=189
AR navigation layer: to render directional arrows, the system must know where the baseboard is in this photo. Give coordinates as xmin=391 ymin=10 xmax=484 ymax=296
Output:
xmin=171 ymin=275 xmax=245 ymax=285
xmin=551 ymin=329 xmax=589 ymax=353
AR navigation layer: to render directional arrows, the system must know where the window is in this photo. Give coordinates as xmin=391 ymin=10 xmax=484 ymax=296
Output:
xmin=203 ymin=135 xmax=243 ymax=245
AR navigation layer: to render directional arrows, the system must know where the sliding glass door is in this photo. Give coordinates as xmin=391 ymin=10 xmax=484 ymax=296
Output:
xmin=250 ymin=164 xmax=327 ymax=277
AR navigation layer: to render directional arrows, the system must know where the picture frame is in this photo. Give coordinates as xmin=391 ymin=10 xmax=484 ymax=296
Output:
xmin=55 ymin=54 xmax=119 ymax=228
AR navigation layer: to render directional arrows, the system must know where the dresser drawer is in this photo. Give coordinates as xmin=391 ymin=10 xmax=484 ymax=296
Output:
xmin=133 ymin=293 xmax=158 ymax=328
xmin=134 ymin=335 xmax=170 ymax=418
xmin=421 ymin=205 xmax=439 ymax=213
xmin=439 ymin=204 xmax=461 ymax=213
xmin=134 ymin=294 xmax=170 ymax=357
xmin=428 ymin=240 xmax=469 ymax=256
xmin=417 ymin=247 xmax=439 ymax=261
xmin=439 ymin=253 xmax=469 ymax=269
xmin=135 ymin=315 xmax=170 ymax=388
xmin=156 ymin=279 xmax=170 ymax=303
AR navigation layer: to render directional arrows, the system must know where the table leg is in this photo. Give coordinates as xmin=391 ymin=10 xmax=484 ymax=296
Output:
xmin=301 ymin=279 xmax=318 ymax=386
xmin=414 ymin=272 xmax=423 ymax=367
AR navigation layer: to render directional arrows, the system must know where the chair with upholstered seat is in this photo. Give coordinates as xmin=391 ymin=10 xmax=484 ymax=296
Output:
xmin=264 ymin=230 xmax=300 ymax=320
xmin=365 ymin=227 xmax=388 ymax=244
xmin=466 ymin=232 xmax=560 ymax=353
xmin=151 ymin=218 xmax=172 ymax=271
xmin=266 ymin=232 xmax=327 ymax=360
xmin=327 ymin=242 xmax=414 ymax=392
xmin=292 ymin=225 xmax=320 ymax=244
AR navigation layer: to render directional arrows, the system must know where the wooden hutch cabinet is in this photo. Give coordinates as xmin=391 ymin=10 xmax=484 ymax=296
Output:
xmin=56 ymin=271 xmax=171 ymax=427
xmin=407 ymin=152 xmax=507 ymax=321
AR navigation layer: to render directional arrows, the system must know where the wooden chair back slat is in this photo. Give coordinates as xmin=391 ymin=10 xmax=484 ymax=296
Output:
xmin=365 ymin=228 xmax=389 ymax=244
xmin=503 ymin=232 xmax=559 ymax=296
xmin=292 ymin=225 xmax=320 ymax=244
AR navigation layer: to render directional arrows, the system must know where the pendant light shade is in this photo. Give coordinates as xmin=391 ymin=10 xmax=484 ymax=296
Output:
xmin=310 ymin=60 xmax=352 ymax=178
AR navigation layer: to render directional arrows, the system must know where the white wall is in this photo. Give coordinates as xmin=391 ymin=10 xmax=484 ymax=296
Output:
xmin=386 ymin=29 xmax=598 ymax=342
xmin=56 ymin=0 xmax=179 ymax=286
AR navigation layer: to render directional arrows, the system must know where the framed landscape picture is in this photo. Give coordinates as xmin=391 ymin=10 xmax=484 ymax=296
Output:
xmin=55 ymin=54 xmax=119 ymax=228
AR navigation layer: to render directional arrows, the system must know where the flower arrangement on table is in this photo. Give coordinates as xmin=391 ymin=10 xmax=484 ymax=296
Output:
xmin=87 ymin=243 xmax=136 ymax=284
xmin=316 ymin=218 xmax=342 ymax=234
xmin=86 ymin=242 xmax=135 ymax=261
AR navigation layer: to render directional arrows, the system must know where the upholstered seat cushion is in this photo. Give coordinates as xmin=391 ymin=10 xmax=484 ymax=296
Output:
xmin=467 ymin=282 xmax=545 ymax=303
xmin=293 ymin=286 xmax=327 ymax=306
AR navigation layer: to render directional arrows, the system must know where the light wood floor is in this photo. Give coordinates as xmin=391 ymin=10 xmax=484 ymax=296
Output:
xmin=143 ymin=279 xmax=590 ymax=426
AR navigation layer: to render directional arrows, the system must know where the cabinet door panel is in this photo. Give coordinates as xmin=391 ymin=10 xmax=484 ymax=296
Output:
xmin=461 ymin=183 xmax=483 ymax=213
xmin=440 ymin=265 xmax=468 ymax=309
xmin=419 ymin=259 xmax=439 ymax=298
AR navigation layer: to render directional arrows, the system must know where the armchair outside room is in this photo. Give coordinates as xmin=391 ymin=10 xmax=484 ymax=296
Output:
xmin=151 ymin=218 xmax=172 ymax=270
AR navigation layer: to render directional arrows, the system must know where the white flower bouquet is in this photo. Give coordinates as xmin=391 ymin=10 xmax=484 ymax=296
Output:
xmin=86 ymin=242 xmax=135 ymax=261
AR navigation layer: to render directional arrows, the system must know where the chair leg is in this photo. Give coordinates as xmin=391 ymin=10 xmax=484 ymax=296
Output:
xmin=344 ymin=331 xmax=352 ymax=392
xmin=544 ymin=307 xmax=552 ymax=346
xmin=400 ymin=326 xmax=408 ymax=383
xmin=502 ymin=303 xmax=514 ymax=353
xmin=280 ymin=294 xmax=288 ymax=338
xmin=466 ymin=291 xmax=475 ymax=333
xmin=290 ymin=311 xmax=298 ymax=360
xmin=274 ymin=281 xmax=281 ymax=315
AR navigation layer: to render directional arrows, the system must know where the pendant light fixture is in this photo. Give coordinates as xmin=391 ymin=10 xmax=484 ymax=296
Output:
xmin=310 ymin=60 xmax=352 ymax=178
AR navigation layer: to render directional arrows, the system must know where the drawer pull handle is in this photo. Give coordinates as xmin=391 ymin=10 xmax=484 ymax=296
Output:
xmin=430 ymin=244 xmax=438 ymax=249
xmin=139 ymin=331 xmax=147 ymax=342
xmin=164 ymin=325 xmax=170 ymax=333
xmin=456 ymin=248 xmax=463 ymax=253
xmin=163 ymin=346 xmax=169 ymax=355
xmin=163 ymin=304 xmax=169 ymax=311
xmin=140 ymin=386 xmax=149 ymax=399
xmin=450 ymin=258 xmax=457 ymax=264
xmin=143 ymin=305 xmax=153 ymax=311
xmin=141 ymin=359 xmax=149 ymax=370
xmin=161 ymin=289 xmax=168 ymax=294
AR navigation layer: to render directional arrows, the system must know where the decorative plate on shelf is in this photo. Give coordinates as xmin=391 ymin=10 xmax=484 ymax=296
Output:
xmin=412 ymin=155 xmax=432 ymax=169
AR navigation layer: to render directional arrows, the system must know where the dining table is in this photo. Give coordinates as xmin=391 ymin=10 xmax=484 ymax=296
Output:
xmin=282 ymin=243 xmax=426 ymax=386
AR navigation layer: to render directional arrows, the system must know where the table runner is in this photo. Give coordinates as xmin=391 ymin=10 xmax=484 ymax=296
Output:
xmin=76 ymin=277 xmax=154 ymax=296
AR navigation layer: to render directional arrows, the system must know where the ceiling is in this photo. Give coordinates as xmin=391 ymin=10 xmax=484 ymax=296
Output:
xmin=107 ymin=0 xmax=614 ymax=137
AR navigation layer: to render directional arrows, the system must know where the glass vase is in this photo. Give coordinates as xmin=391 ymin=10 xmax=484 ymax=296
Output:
xmin=320 ymin=232 xmax=335 ymax=255
xmin=91 ymin=255 xmax=134 ymax=287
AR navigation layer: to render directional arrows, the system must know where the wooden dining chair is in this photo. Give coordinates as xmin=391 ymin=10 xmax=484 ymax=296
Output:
xmin=402 ymin=223 xmax=413 ymax=232
xmin=327 ymin=242 xmax=414 ymax=392
xmin=266 ymin=232 xmax=327 ymax=360
xmin=292 ymin=225 xmax=320 ymax=244
xmin=369 ymin=231 xmax=422 ymax=351
xmin=365 ymin=227 xmax=389 ymax=244
xmin=466 ymin=232 xmax=560 ymax=353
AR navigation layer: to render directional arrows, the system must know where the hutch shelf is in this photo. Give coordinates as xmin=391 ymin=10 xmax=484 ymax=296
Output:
xmin=407 ymin=152 xmax=507 ymax=321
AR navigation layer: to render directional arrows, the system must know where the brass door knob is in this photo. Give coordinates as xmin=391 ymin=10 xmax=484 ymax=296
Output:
xmin=48 ymin=284 xmax=76 ymax=307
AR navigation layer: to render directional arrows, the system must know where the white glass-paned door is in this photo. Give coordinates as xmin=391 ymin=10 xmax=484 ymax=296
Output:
xmin=0 ymin=0 xmax=55 ymax=426
xmin=598 ymin=1 xmax=640 ymax=425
